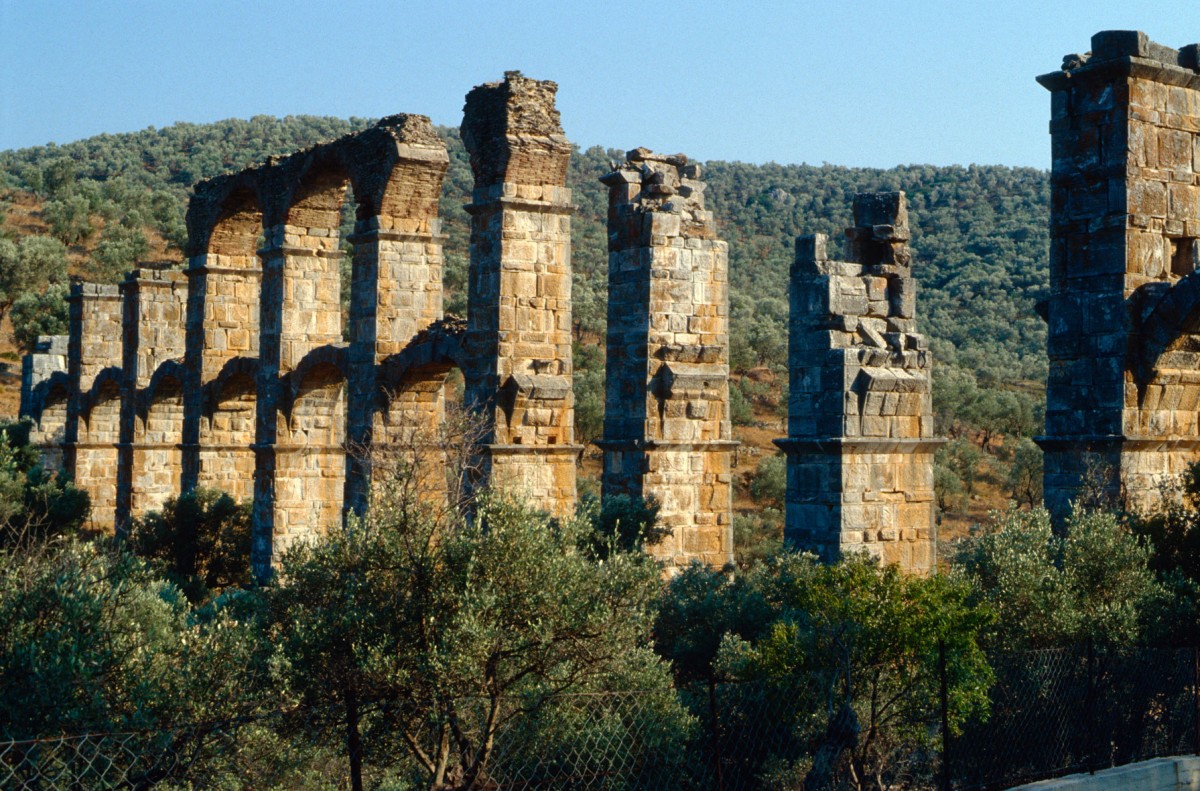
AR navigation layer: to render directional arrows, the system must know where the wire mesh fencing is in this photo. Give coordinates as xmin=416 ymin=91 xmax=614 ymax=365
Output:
xmin=950 ymin=644 xmax=1199 ymax=790
xmin=2 ymin=644 xmax=1198 ymax=790
xmin=0 ymin=721 xmax=240 ymax=789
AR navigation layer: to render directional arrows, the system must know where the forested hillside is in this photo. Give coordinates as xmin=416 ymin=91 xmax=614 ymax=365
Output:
xmin=0 ymin=114 xmax=1050 ymax=382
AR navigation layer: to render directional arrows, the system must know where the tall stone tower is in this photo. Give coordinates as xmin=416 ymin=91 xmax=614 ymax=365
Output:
xmin=1038 ymin=32 xmax=1200 ymax=517
xmin=599 ymin=149 xmax=736 ymax=571
xmin=460 ymin=72 xmax=579 ymax=515
xmin=777 ymin=193 xmax=939 ymax=572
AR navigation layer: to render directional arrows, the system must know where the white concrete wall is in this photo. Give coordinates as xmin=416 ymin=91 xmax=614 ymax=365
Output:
xmin=1013 ymin=756 xmax=1200 ymax=790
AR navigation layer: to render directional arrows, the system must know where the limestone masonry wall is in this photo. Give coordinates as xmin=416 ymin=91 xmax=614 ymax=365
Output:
xmin=64 ymin=282 xmax=124 ymax=531
xmin=461 ymin=72 xmax=579 ymax=517
xmin=21 ymin=334 xmax=68 ymax=473
xmin=116 ymin=264 xmax=188 ymax=525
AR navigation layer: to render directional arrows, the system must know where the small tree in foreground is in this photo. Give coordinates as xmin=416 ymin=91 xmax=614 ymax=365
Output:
xmin=955 ymin=506 xmax=1162 ymax=648
xmin=656 ymin=553 xmax=993 ymax=790
xmin=130 ymin=487 xmax=252 ymax=603
xmin=0 ymin=539 xmax=269 ymax=777
xmin=271 ymin=488 xmax=675 ymax=790
xmin=0 ymin=421 xmax=88 ymax=548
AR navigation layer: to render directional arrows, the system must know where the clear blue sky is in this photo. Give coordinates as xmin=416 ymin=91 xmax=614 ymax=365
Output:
xmin=1 ymin=1 xmax=1196 ymax=168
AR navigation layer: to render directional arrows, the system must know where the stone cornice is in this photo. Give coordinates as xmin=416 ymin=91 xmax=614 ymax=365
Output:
xmin=774 ymin=437 xmax=946 ymax=455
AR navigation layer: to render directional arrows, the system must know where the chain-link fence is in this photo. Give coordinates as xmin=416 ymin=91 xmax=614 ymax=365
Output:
xmin=951 ymin=644 xmax=1199 ymax=790
xmin=2 ymin=644 xmax=1197 ymax=789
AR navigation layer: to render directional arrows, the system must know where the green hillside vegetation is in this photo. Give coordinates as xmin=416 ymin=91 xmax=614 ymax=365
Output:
xmin=0 ymin=115 xmax=1052 ymax=524
xmin=0 ymin=115 xmax=1050 ymax=377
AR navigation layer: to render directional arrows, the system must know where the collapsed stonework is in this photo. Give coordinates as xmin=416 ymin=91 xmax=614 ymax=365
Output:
xmin=20 ymin=71 xmax=951 ymax=575
xmin=1038 ymin=32 xmax=1200 ymax=517
xmin=599 ymin=149 xmax=737 ymax=570
xmin=777 ymin=193 xmax=940 ymax=572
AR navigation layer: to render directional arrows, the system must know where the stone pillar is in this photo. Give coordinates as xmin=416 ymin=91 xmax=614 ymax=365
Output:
xmin=181 ymin=179 xmax=262 ymax=502
xmin=460 ymin=72 xmax=579 ymax=515
xmin=64 ymin=282 xmax=124 ymax=532
xmin=20 ymin=334 xmax=69 ymax=472
xmin=344 ymin=115 xmax=449 ymax=516
xmin=1037 ymin=32 xmax=1200 ymax=518
xmin=776 ymin=193 xmax=940 ymax=572
xmin=115 ymin=264 xmax=188 ymax=527
xmin=251 ymin=171 xmax=348 ymax=575
xmin=599 ymin=149 xmax=736 ymax=570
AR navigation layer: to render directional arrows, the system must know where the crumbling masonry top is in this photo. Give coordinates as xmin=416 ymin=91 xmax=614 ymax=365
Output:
xmin=600 ymin=148 xmax=717 ymax=250
xmin=1039 ymin=30 xmax=1200 ymax=90
xmin=461 ymin=71 xmax=571 ymax=191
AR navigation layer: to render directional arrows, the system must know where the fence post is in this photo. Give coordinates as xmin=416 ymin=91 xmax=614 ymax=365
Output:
xmin=708 ymin=677 xmax=725 ymax=791
xmin=344 ymin=684 xmax=364 ymax=791
xmin=1193 ymin=646 xmax=1199 ymax=756
xmin=1085 ymin=636 xmax=1095 ymax=774
xmin=939 ymin=639 xmax=951 ymax=791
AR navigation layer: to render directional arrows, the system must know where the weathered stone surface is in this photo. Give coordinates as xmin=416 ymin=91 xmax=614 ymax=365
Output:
xmin=599 ymin=149 xmax=735 ymax=571
xmin=18 ymin=113 xmax=460 ymax=580
xmin=776 ymin=193 xmax=940 ymax=574
xmin=1038 ymin=32 xmax=1200 ymax=519
xmin=115 ymin=265 xmax=188 ymax=529
xmin=461 ymin=72 xmax=579 ymax=518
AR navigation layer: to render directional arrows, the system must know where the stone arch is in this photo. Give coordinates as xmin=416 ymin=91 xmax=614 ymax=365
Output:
xmin=371 ymin=320 xmax=468 ymax=506
xmin=282 ymin=344 xmax=348 ymax=415
xmin=81 ymin=367 xmax=123 ymax=420
xmin=184 ymin=176 xmax=264 ymax=415
xmin=1116 ymin=274 xmax=1200 ymax=498
xmin=140 ymin=361 xmax=187 ymax=420
xmin=131 ymin=370 xmax=185 ymax=517
xmin=344 ymin=115 xmax=447 ymax=233
xmin=198 ymin=356 xmax=259 ymax=503
xmin=1135 ymin=272 xmax=1200 ymax=393
xmin=274 ymin=351 xmax=347 ymax=555
xmin=187 ymin=176 xmax=264 ymax=265
xmin=266 ymin=150 xmax=355 ymax=372
xmin=78 ymin=371 xmax=122 ymax=530
xmin=27 ymin=372 xmax=69 ymax=472
xmin=376 ymin=320 xmax=467 ymax=397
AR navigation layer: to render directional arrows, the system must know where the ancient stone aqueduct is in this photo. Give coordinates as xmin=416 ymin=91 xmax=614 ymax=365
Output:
xmin=18 ymin=32 xmax=1200 ymax=577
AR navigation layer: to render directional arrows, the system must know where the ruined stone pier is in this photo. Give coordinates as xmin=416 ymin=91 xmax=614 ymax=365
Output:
xmin=599 ymin=149 xmax=736 ymax=571
xmin=461 ymin=72 xmax=580 ymax=516
xmin=1038 ymin=31 xmax=1200 ymax=517
xmin=777 ymin=193 xmax=939 ymax=572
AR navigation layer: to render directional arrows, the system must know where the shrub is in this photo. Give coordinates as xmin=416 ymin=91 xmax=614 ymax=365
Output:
xmin=749 ymin=454 xmax=787 ymax=507
xmin=130 ymin=488 xmax=251 ymax=603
